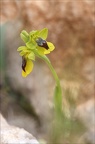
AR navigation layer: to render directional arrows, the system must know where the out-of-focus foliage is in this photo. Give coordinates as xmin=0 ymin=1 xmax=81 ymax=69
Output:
xmin=48 ymin=87 xmax=86 ymax=144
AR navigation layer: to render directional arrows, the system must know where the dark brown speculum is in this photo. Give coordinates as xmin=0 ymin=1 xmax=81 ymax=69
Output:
xmin=36 ymin=37 xmax=49 ymax=50
xmin=22 ymin=57 xmax=26 ymax=72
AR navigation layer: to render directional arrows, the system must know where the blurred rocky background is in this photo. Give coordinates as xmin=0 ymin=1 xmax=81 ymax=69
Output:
xmin=0 ymin=0 xmax=95 ymax=143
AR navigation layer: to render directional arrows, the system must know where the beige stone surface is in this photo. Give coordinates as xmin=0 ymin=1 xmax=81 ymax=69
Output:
xmin=0 ymin=113 xmax=39 ymax=144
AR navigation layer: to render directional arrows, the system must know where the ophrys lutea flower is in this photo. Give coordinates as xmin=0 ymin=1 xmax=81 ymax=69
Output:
xmin=17 ymin=28 xmax=55 ymax=77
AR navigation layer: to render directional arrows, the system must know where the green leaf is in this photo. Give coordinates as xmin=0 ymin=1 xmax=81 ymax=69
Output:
xmin=28 ymin=52 xmax=35 ymax=61
xmin=20 ymin=30 xmax=29 ymax=43
xmin=38 ymin=28 xmax=48 ymax=40
xmin=17 ymin=46 xmax=27 ymax=51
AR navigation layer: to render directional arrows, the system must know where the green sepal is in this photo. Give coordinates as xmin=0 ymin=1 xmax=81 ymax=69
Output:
xmin=17 ymin=46 xmax=27 ymax=51
xmin=20 ymin=30 xmax=29 ymax=43
xmin=28 ymin=52 xmax=35 ymax=61
xmin=38 ymin=28 xmax=48 ymax=40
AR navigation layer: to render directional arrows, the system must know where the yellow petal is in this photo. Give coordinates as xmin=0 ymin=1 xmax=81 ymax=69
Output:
xmin=47 ymin=42 xmax=55 ymax=51
xmin=25 ymin=59 xmax=33 ymax=74
xmin=22 ymin=70 xmax=27 ymax=77
xmin=22 ymin=59 xmax=33 ymax=77
xmin=43 ymin=49 xmax=50 ymax=54
xmin=37 ymin=42 xmax=55 ymax=55
xmin=37 ymin=46 xmax=45 ymax=55
xmin=42 ymin=42 xmax=55 ymax=55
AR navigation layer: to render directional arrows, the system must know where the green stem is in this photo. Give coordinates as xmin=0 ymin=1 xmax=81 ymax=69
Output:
xmin=41 ymin=56 xmax=60 ymax=86
xmin=34 ymin=51 xmax=62 ymax=114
